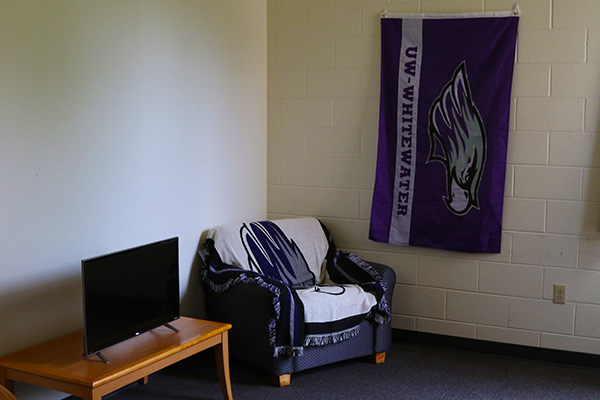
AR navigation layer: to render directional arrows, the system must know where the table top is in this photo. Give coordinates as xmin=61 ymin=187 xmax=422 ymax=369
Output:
xmin=0 ymin=317 xmax=231 ymax=388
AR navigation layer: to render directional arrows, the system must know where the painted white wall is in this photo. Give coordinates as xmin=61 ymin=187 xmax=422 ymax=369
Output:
xmin=0 ymin=1 xmax=266 ymax=399
xmin=267 ymin=0 xmax=600 ymax=355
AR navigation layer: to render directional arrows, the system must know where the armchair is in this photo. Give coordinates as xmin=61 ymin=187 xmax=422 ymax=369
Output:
xmin=199 ymin=217 xmax=396 ymax=386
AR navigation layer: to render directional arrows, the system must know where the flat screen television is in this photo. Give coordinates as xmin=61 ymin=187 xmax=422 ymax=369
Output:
xmin=81 ymin=237 xmax=180 ymax=361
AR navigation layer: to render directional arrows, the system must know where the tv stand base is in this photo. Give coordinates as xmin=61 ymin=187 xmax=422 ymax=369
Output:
xmin=164 ymin=322 xmax=180 ymax=333
xmin=95 ymin=351 xmax=109 ymax=364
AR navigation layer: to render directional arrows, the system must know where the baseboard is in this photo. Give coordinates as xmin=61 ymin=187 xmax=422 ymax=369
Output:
xmin=392 ymin=329 xmax=600 ymax=370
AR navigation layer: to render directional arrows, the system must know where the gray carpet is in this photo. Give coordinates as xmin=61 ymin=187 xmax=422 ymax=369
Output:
xmin=67 ymin=342 xmax=600 ymax=399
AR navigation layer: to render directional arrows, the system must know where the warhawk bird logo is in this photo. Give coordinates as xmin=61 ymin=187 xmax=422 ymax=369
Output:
xmin=427 ymin=61 xmax=487 ymax=215
xmin=240 ymin=221 xmax=315 ymax=288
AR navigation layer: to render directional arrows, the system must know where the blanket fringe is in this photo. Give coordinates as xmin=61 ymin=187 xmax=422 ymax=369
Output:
xmin=345 ymin=253 xmax=392 ymax=323
xmin=302 ymin=325 xmax=361 ymax=346
xmin=202 ymin=268 xmax=282 ymax=318
xmin=274 ymin=346 xmax=304 ymax=357
xmin=347 ymin=253 xmax=389 ymax=291
xmin=374 ymin=313 xmax=387 ymax=324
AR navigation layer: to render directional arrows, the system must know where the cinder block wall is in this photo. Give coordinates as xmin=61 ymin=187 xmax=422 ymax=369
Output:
xmin=267 ymin=0 xmax=600 ymax=355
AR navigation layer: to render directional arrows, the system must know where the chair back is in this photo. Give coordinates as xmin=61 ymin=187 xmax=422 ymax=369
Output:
xmin=206 ymin=218 xmax=329 ymax=286
xmin=0 ymin=385 xmax=17 ymax=400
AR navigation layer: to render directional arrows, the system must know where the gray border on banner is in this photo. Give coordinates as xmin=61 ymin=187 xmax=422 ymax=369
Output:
xmin=389 ymin=18 xmax=422 ymax=246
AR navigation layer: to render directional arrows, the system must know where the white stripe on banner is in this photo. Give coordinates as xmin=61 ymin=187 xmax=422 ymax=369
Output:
xmin=389 ymin=18 xmax=422 ymax=245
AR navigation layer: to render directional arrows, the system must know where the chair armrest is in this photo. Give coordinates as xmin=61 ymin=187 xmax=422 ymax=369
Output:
xmin=203 ymin=280 xmax=277 ymax=356
xmin=363 ymin=261 xmax=395 ymax=352
xmin=204 ymin=281 xmax=276 ymax=329
xmin=365 ymin=261 xmax=396 ymax=304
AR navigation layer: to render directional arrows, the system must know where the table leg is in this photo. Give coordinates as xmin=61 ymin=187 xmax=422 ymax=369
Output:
xmin=0 ymin=367 xmax=15 ymax=393
xmin=214 ymin=331 xmax=233 ymax=400
xmin=81 ymin=390 xmax=103 ymax=400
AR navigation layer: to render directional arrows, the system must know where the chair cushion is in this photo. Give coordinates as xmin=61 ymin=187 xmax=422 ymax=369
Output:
xmin=206 ymin=218 xmax=328 ymax=287
xmin=296 ymin=284 xmax=377 ymax=342
xmin=296 ymin=284 xmax=377 ymax=323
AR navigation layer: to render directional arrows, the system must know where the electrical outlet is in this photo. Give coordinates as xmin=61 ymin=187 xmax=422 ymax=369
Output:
xmin=553 ymin=284 xmax=566 ymax=304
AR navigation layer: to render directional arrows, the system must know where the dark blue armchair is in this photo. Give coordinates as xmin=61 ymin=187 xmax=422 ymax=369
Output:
xmin=199 ymin=217 xmax=396 ymax=386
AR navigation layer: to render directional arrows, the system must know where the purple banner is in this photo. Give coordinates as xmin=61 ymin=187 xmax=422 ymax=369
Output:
xmin=369 ymin=13 xmax=519 ymax=253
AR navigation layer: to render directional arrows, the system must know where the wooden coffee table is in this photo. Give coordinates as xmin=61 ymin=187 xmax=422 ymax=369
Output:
xmin=0 ymin=317 xmax=232 ymax=400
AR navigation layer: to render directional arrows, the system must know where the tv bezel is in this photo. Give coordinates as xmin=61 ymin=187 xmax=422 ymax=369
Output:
xmin=81 ymin=237 xmax=180 ymax=358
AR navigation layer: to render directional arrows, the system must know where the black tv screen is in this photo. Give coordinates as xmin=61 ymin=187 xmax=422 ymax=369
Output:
xmin=82 ymin=237 xmax=180 ymax=357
